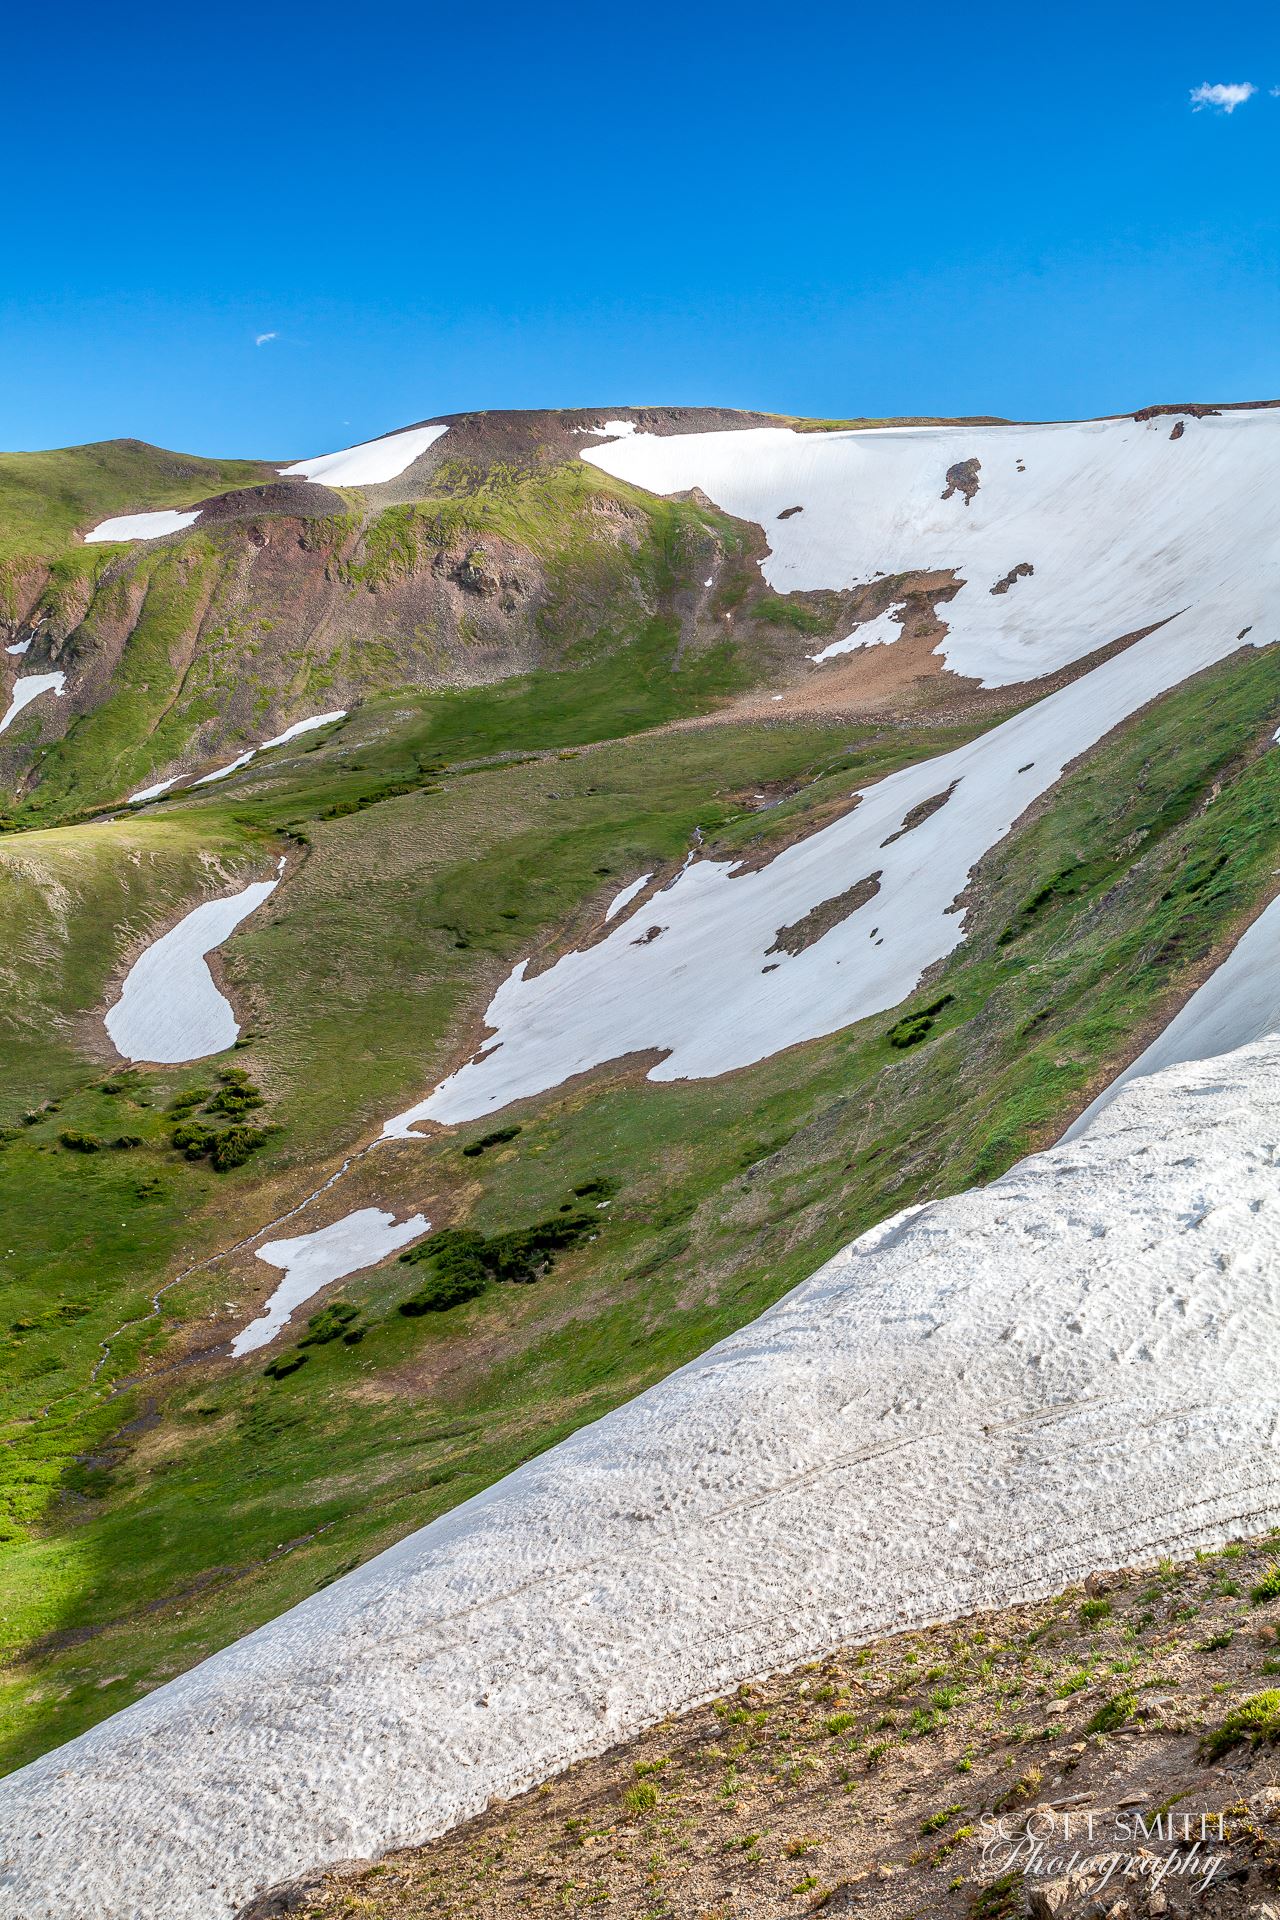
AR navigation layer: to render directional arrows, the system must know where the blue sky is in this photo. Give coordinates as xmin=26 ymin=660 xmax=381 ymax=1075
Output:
xmin=5 ymin=0 xmax=1278 ymax=453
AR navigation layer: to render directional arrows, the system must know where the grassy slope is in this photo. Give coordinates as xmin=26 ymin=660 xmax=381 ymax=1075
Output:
xmin=0 ymin=440 xmax=269 ymax=571
xmin=1 ymin=642 xmax=1277 ymax=1769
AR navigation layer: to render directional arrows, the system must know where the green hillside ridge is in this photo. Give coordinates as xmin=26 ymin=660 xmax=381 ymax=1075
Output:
xmin=0 ymin=633 xmax=1275 ymax=1770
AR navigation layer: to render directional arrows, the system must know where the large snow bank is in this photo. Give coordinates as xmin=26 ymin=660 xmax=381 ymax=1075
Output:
xmin=0 ymin=671 xmax=65 ymax=736
xmin=7 ymin=1031 xmax=1280 ymax=1919
xmin=84 ymin=508 xmax=201 ymax=544
xmin=583 ymin=407 xmax=1280 ymax=686
xmin=280 ymin=424 xmax=448 ymax=487
xmin=231 ymin=1208 xmax=429 ymax=1356
xmin=383 ymin=599 xmax=1266 ymax=1132
xmin=104 ymin=863 xmax=282 ymax=1064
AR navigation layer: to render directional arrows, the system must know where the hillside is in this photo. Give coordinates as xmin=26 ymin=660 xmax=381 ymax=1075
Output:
xmin=0 ymin=401 xmax=1277 ymax=1920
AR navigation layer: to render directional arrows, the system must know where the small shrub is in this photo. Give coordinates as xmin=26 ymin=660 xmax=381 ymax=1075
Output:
xmin=1201 ymin=1690 xmax=1280 ymax=1760
xmin=112 ymin=1134 xmax=144 ymax=1150
xmin=1086 ymin=1690 xmax=1137 ymax=1734
xmin=886 ymin=994 xmax=954 ymax=1050
xmin=920 ymin=1804 xmax=964 ymax=1835
xmin=263 ymin=1351 xmax=309 ymax=1380
xmin=300 ymin=1302 xmax=360 ymax=1346
xmin=1079 ymin=1597 xmax=1111 ymax=1628
xmin=1251 ymin=1563 xmax=1280 ymax=1606
xmin=59 ymin=1129 xmax=103 ymax=1153
xmin=460 ymin=1124 xmax=522 ymax=1158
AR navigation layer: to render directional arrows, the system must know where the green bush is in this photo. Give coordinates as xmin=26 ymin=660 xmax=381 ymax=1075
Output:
xmin=397 ymin=1208 xmax=599 ymax=1315
xmin=263 ymin=1351 xmax=308 ymax=1381
xmin=111 ymin=1133 xmax=144 ymax=1150
xmin=461 ymin=1124 xmax=522 ymax=1158
xmin=886 ymin=995 xmax=954 ymax=1050
xmin=299 ymin=1301 xmax=360 ymax=1346
xmin=1251 ymin=1562 xmax=1280 ymax=1605
xmin=1201 ymin=1690 xmax=1280 ymax=1760
xmin=58 ymin=1129 xmax=103 ymax=1153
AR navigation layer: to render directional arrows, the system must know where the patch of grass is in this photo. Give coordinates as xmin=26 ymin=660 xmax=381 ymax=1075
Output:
xmin=1201 ymin=1690 xmax=1280 ymax=1760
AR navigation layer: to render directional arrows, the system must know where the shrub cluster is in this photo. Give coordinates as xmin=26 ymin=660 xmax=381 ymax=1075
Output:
xmin=398 ymin=1206 xmax=600 ymax=1316
xmin=169 ymin=1068 xmax=273 ymax=1171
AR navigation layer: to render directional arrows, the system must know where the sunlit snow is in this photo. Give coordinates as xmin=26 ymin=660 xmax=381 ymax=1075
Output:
xmin=231 ymin=1209 xmax=429 ymax=1356
xmin=104 ymin=863 xmax=283 ymax=1063
xmin=84 ymin=508 xmax=201 ymax=544
xmin=0 ymin=670 xmax=65 ymax=736
xmin=280 ymin=424 xmax=448 ymax=487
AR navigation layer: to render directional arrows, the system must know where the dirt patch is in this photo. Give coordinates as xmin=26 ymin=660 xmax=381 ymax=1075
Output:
xmin=990 ymin=562 xmax=1034 ymax=596
xmin=285 ymin=1530 xmax=1280 ymax=1920
xmin=942 ymin=457 xmax=982 ymax=505
xmin=880 ymin=780 xmax=960 ymax=846
xmin=189 ymin=480 xmax=348 ymax=525
xmin=766 ymin=872 xmax=881 ymax=956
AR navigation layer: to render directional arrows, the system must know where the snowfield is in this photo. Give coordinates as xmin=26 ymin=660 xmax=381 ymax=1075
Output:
xmin=231 ymin=1208 xmax=429 ymax=1357
xmin=104 ymin=862 xmax=283 ymax=1064
xmin=0 ymin=670 xmax=65 ymax=737
xmin=582 ymin=407 xmax=1280 ymax=686
xmin=384 ymin=594 xmax=1268 ymax=1132
xmin=7 ymin=1025 xmax=1280 ymax=1920
xmin=280 ymin=423 xmax=448 ymax=487
xmin=84 ymin=508 xmax=202 ymax=544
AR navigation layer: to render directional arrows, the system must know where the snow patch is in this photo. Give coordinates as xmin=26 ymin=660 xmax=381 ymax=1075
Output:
xmin=577 ymin=420 xmax=637 ymax=439
xmin=809 ymin=604 xmax=904 ymax=662
xmin=104 ymin=864 xmax=283 ymax=1064
xmin=382 ymin=603 xmax=1266 ymax=1131
xmin=231 ymin=1209 xmax=429 ymax=1356
xmin=84 ymin=508 xmax=201 ymax=544
xmin=193 ymin=710 xmax=347 ymax=788
xmin=604 ymin=873 xmax=653 ymax=922
xmin=128 ymin=777 xmax=179 ymax=805
xmin=4 ymin=639 xmax=31 ymax=657
xmin=0 ymin=671 xmax=65 ymax=736
xmin=280 ymin=424 xmax=448 ymax=487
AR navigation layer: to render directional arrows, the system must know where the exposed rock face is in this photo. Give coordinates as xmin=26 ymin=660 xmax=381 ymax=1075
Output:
xmin=941 ymin=456 xmax=981 ymax=504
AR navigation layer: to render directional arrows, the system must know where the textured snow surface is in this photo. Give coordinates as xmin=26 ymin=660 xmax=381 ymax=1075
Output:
xmin=84 ymin=508 xmax=201 ymax=544
xmin=8 ymin=1039 xmax=1280 ymax=1920
xmin=280 ymin=424 xmax=447 ymax=487
xmin=603 ymin=873 xmax=653 ymax=921
xmin=231 ymin=1209 xmax=428 ymax=1356
xmin=0 ymin=670 xmax=65 ymax=736
xmin=384 ymin=601 xmax=1267 ymax=1130
xmin=1066 ymin=894 xmax=1280 ymax=1138
xmin=583 ymin=407 xmax=1280 ymax=686
xmin=104 ymin=865 xmax=282 ymax=1064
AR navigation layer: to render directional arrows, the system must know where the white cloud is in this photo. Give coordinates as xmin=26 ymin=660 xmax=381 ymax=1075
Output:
xmin=1190 ymin=81 xmax=1256 ymax=113
xmin=255 ymin=330 xmax=278 ymax=346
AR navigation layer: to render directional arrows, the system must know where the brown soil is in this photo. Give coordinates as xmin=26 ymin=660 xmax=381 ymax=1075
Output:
xmin=767 ymin=872 xmax=882 ymax=956
xmin=942 ymin=459 xmax=982 ymax=506
xmin=271 ymin=1532 xmax=1280 ymax=1920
